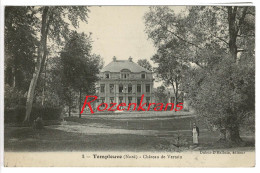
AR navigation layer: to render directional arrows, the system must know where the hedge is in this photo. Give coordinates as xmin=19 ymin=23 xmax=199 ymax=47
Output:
xmin=4 ymin=106 xmax=62 ymax=123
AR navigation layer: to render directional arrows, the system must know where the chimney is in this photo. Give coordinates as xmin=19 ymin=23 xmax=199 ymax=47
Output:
xmin=113 ymin=56 xmax=117 ymax=62
xmin=128 ymin=56 xmax=133 ymax=62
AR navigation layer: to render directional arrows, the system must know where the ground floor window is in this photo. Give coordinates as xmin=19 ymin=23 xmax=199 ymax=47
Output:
xmin=146 ymin=97 xmax=150 ymax=107
xmin=119 ymin=84 xmax=123 ymax=93
xmin=137 ymin=97 xmax=141 ymax=105
xmin=128 ymin=84 xmax=132 ymax=93
xmin=100 ymin=97 xmax=105 ymax=107
xmin=110 ymin=97 xmax=114 ymax=107
xmin=119 ymin=97 xmax=124 ymax=109
xmin=128 ymin=97 xmax=132 ymax=104
xmin=119 ymin=97 xmax=123 ymax=104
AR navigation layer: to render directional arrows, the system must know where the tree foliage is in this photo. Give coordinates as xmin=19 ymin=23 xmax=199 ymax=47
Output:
xmin=60 ymin=31 xmax=103 ymax=117
xmin=144 ymin=6 xmax=255 ymax=144
xmin=145 ymin=7 xmax=190 ymax=109
xmin=137 ymin=59 xmax=153 ymax=71
xmin=5 ymin=6 xmax=38 ymax=92
xmin=23 ymin=6 xmax=90 ymax=121
xmin=154 ymin=85 xmax=168 ymax=105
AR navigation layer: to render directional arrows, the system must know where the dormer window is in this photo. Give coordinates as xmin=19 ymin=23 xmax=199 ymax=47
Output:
xmin=141 ymin=73 xmax=145 ymax=79
xmin=121 ymin=74 xmax=127 ymax=79
xmin=105 ymin=73 xmax=109 ymax=79
xmin=121 ymin=69 xmax=131 ymax=79
xmin=121 ymin=73 xmax=129 ymax=79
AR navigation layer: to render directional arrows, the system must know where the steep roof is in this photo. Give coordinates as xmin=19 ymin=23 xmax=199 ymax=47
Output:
xmin=101 ymin=59 xmax=152 ymax=73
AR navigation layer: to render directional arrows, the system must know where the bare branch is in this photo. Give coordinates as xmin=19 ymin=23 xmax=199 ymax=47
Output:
xmin=212 ymin=35 xmax=229 ymax=45
xmin=165 ymin=27 xmax=203 ymax=50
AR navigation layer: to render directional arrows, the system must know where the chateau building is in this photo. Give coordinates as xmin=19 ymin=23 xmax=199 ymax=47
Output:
xmin=96 ymin=56 xmax=154 ymax=109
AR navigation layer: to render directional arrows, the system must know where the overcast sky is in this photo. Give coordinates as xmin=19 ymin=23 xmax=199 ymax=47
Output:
xmin=77 ymin=6 xmax=185 ymax=87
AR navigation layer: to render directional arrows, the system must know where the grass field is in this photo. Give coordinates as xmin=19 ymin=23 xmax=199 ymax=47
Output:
xmin=4 ymin=112 xmax=255 ymax=152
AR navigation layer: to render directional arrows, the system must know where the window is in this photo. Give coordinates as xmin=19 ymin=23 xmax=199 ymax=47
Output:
xmin=100 ymin=97 xmax=105 ymax=107
xmin=137 ymin=84 xmax=141 ymax=93
xmin=110 ymin=97 xmax=114 ymax=103
xmin=109 ymin=84 xmax=114 ymax=93
xmin=110 ymin=97 xmax=114 ymax=107
xmin=119 ymin=97 xmax=123 ymax=104
xmin=128 ymin=97 xmax=132 ymax=104
xmin=137 ymin=97 xmax=141 ymax=105
xmin=119 ymin=97 xmax=124 ymax=109
xmin=121 ymin=73 xmax=130 ymax=79
xmin=105 ymin=73 xmax=109 ymax=79
xmin=119 ymin=84 xmax=123 ymax=93
xmin=128 ymin=84 xmax=132 ymax=93
xmin=141 ymin=73 xmax=145 ymax=79
xmin=146 ymin=84 xmax=150 ymax=93
xmin=146 ymin=97 xmax=150 ymax=107
xmin=100 ymin=84 xmax=105 ymax=93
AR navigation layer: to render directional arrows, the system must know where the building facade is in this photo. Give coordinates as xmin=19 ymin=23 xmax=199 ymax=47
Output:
xmin=96 ymin=56 xmax=154 ymax=109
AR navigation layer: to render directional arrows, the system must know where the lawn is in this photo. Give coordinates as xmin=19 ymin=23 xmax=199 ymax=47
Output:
xmin=4 ymin=112 xmax=255 ymax=152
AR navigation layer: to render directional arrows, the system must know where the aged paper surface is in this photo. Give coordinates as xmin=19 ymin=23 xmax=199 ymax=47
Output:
xmin=3 ymin=5 xmax=255 ymax=167
xmin=4 ymin=152 xmax=255 ymax=167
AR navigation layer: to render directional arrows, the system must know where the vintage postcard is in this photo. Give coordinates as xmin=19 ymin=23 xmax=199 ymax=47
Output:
xmin=3 ymin=5 xmax=255 ymax=167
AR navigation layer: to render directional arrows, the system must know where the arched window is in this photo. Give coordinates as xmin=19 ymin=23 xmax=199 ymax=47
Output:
xmin=128 ymin=84 xmax=132 ymax=93
xmin=119 ymin=84 xmax=123 ymax=93
xmin=109 ymin=84 xmax=114 ymax=93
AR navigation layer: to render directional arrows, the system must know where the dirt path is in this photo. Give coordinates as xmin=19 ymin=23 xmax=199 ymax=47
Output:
xmin=48 ymin=122 xmax=207 ymax=136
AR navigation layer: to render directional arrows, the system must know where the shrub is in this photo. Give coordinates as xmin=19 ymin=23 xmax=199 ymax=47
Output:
xmin=4 ymin=106 xmax=62 ymax=123
xmin=4 ymin=84 xmax=25 ymax=109
xmin=33 ymin=117 xmax=44 ymax=129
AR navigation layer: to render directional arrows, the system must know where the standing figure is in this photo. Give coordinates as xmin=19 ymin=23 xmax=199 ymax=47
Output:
xmin=192 ymin=123 xmax=199 ymax=145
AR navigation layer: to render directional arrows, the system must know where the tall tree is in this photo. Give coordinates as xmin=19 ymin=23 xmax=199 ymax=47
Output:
xmin=60 ymin=31 xmax=103 ymax=118
xmin=24 ymin=6 xmax=90 ymax=122
xmin=144 ymin=6 xmax=255 ymax=144
xmin=5 ymin=6 xmax=38 ymax=92
xmin=144 ymin=8 xmax=190 ymax=109
xmin=151 ymin=47 xmax=189 ymax=110
xmin=184 ymin=6 xmax=255 ymax=143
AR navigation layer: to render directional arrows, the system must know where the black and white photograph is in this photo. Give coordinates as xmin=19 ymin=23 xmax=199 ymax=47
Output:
xmin=2 ymin=3 xmax=255 ymax=167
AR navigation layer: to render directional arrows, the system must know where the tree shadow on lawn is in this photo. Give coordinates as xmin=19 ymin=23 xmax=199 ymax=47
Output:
xmin=4 ymin=126 xmax=254 ymax=152
xmin=64 ymin=116 xmax=202 ymax=131
xmin=4 ymin=126 xmax=169 ymax=152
